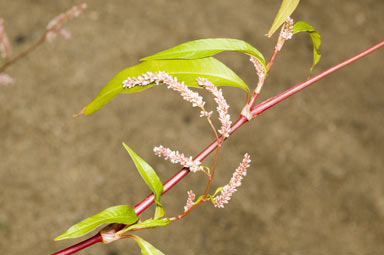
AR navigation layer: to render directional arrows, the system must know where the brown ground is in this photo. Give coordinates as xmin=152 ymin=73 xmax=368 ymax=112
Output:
xmin=0 ymin=0 xmax=383 ymax=254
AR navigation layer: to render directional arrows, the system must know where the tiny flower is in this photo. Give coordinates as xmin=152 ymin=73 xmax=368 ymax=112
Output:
xmin=46 ymin=3 xmax=87 ymax=41
xmin=184 ymin=190 xmax=196 ymax=212
xmin=196 ymin=77 xmax=232 ymax=138
xmin=200 ymin=110 xmax=213 ymax=118
xmin=0 ymin=18 xmax=11 ymax=59
xmin=214 ymin=153 xmax=251 ymax=208
xmin=123 ymin=71 xmax=206 ymax=109
xmin=0 ymin=73 xmax=15 ymax=86
xmin=153 ymin=145 xmax=203 ymax=173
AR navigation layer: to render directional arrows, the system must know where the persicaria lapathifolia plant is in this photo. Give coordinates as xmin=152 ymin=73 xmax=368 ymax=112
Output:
xmin=53 ymin=1 xmax=384 ymax=254
xmin=0 ymin=3 xmax=86 ymax=85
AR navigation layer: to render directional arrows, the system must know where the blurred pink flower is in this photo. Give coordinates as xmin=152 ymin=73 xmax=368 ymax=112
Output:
xmin=0 ymin=18 xmax=12 ymax=59
xmin=46 ymin=3 xmax=87 ymax=41
xmin=0 ymin=73 xmax=15 ymax=86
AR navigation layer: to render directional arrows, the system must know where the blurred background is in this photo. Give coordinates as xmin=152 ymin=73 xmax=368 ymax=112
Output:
xmin=0 ymin=0 xmax=383 ymax=254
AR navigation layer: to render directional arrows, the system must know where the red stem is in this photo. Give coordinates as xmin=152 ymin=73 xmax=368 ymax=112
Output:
xmin=251 ymin=40 xmax=384 ymax=117
xmin=266 ymin=47 xmax=279 ymax=72
xmin=52 ymin=233 xmax=102 ymax=255
xmin=51 ymin=40 xmax=384 ymax=255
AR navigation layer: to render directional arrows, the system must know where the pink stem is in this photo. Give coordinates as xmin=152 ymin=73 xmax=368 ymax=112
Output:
xmin=51 ymin=39 xmax=384 ymax=255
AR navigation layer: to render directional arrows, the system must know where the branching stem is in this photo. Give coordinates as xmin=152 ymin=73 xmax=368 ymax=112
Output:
xmin=52 ymin=40 xmax=384 ymax=255
xmin=0 ymin=33 xmax=47 ymax=73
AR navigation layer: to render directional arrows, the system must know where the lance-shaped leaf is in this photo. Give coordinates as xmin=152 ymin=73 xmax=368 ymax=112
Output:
xmin=267 ymin=0 xmax=300 ymax=37
xmin=154 ymin=205 xmax=165 ymax=220
xmin=293 ymin=21 xmax=321 ymax=77
xmin=54 ymin=205 xmax=138 ymax=240
xmin=129 ymin=235 xmax=165 ymax=255
xmin=123 ymin=143 xmax=163 ymax=206
xmin=141 ymin=38 xmax=266 ymax=71
xmin=119 ymin=218 xmax=170 ymax=235
xmin=81 ymin=57 xmax=248 ymax=116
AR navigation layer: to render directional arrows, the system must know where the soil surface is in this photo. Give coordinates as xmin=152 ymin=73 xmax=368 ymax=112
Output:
xmin=0 ymin=0 xmax=383 ymax=254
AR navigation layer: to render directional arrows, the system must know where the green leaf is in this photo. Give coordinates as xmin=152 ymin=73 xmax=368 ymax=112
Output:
xmin=121 ymin=218 xmax=170 ymax=234
xmin=54 ymin=205 xmax=138 ymax=241
xmin=195 ymin=195 xmax=204 ymax=205
xmin=154 ymin=205 xmax=165 ymax=220
xmin=267 ymin=0 xmax=300 ymax=37
xmin=141 ymin=38 xmax=266 ymax=71
xmin=130 ymin=235 xmax=165 ymax=255
xmin=293 ymin=21 xmax=321 ymax=77
xmin=122 ymin=143 xmax=163 ymax=206
xmin=212 ymin=187 xmax=224 ymax=197
xmin=82 ymin=57 xmax=248 ymax=115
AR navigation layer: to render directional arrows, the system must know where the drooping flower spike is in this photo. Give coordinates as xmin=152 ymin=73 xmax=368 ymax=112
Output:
xmin=153 ymin=145 xmax=203 ymax=173
xmin=123 ymin=71 xmax=212 ymax=117
xmin=196 ymin=77 xmax=232 ymax=138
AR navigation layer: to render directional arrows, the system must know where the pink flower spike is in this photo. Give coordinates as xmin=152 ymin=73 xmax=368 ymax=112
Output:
xmin=46 ymin=3 xmax=87 ymax=41
xmin=214 ymin=153 xmax=251 ymax=208
xmin=250 ymin=56 xmax=266 ymax=82
xmin=0 ymin=18 xmax=12 ymax=59
xmin=281 ymin=17 xmax=294 ymax=40
xmin=196 ymin=77 xmax=232 ymax=138
xmin=153 ymin=145 xmax=203 ymax=173
xmin=184 ymin=190 xmax=196 ymax=212
xmin=0 ymin=73 xmax=15 ymax=86
xmin=276 ymin=17 xmax=294 ymax=51
xmin=123 ymin=72 xmax=206 ymax=109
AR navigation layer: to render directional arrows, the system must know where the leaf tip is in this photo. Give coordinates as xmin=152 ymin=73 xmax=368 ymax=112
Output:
xmin=73 ymin=107 xmax=86 ymax=118
xmin=54 ymin=233 xmax=67 ymax=241
xmin=122 ymin=142 xmax=129 ymax=150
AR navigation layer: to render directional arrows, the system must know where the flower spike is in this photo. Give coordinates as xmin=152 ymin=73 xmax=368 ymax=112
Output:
xmin=184 ymin=190 xmax=196 ymax=212
xmin=123 ymin=71 xmax=206 ymax=109
xmin=196 ymin=77 xmax=232 ymax=138
xmin=153 ymin=145 xmax=203 ymax=173
xmin=276 ymin=17 xmax=294 ymax=51
xmin=214 ymin=153 xmax=251 ymax=208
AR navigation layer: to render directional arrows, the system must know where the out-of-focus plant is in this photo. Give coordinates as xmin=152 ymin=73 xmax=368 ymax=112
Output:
xmin=52 ymin=0 xmax=384 ymax=254
xmin=0 ymin=3 xmax=87 ymax=85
